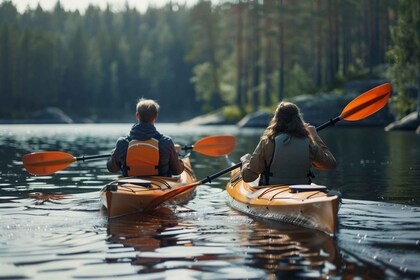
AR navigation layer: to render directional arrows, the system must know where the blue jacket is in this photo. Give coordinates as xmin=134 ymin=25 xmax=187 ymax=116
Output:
xmin=107 ymin=123 xmax=184 ymax=177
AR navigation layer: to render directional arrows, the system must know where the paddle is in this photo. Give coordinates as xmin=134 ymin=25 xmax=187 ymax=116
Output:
xmin=144 ymin=83 xmax=392 ymax=211
xmin=22 ymin=135 xmax=236 ymax=175
xmin=183 ymin=135 xmax=236 ymax=157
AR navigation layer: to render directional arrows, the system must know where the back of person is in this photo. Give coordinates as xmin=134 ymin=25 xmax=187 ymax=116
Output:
xmin=126 ymin=137 xmax=160 ymax=176
xmin=240 ymin=101 xmax=336 ymax=186
xmin=107 ymin=98 xmax=184 ymax=177
xmin=269 ymin=134 xmax=311 ymax=185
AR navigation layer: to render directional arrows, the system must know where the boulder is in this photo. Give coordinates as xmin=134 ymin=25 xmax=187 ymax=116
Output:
xmin=32 ymin=107 xmax=74 ymax=124
xmin=179 ymin=109 xmax=233 ymax=126
xmin=292 ymin=93 xmax=395 ymax=126
xmin=237 ymin=93 xmax=395 ymax=128
xmin=384 ymin=111 xmax=420 ymax=131
xmin=237 ymin=110 xmax=272 ymax=128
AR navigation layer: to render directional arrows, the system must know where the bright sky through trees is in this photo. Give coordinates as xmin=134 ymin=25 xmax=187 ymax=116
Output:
xmin=9 ymin=0 xmax=201 ymax=13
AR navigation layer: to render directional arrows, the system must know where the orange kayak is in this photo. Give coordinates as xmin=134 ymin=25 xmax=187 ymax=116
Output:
xmin=100 ymin=157 xmax=197 ymax=218
xmin=226 ymin=168 xmax=340 ymax=236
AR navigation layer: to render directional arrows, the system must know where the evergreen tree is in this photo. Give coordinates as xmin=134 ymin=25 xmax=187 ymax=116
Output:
xmin=388 ymin=0 xmax=420 ymax=119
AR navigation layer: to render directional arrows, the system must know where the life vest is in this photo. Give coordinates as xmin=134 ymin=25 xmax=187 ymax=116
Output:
xmin=264 ymin=134 xmax=311 ymax=185
xmin=125 ymin=137 xmax=159 ymax=176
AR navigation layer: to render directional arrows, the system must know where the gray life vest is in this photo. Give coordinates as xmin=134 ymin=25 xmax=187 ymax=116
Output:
xmin=266 ymin=134 xmax=311 ymax=185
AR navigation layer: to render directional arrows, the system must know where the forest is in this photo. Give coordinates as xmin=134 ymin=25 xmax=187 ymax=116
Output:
xmin=0 ymin=0 xmax=419 ymax=122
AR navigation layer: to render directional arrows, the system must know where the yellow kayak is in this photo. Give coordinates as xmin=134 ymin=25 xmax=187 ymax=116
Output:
xmin=100 ymin=157 xmax=197 ymax=218
xmin=226 ymin=168 xmax=340 ymax=236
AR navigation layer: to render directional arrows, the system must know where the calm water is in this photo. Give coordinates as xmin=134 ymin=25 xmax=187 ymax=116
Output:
xmin=1 ymin=123 xmax=419 ymax=279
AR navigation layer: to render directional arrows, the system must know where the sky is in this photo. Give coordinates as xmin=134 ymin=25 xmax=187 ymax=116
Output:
xmin=8 ymin=0 xmax=201 ymax=13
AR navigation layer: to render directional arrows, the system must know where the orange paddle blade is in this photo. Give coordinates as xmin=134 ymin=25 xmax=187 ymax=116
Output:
xmin=144 ymin=181 xmax=201 ymax=212
xmin=22 ymin=151 xmax=76 ymax=175
xmin=192 ymin=135 xmax=236 ymax=157
xmin=340 ymin=83 xmax=391 ymax=121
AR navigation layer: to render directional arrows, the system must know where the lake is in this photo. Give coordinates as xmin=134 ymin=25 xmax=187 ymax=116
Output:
xmin=1 ymin=123 xmax=419 ymax=279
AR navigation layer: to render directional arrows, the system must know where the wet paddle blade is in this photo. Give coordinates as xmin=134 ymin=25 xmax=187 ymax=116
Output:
xmin=192 ymin=135 xmax=236 ymax=157
xmin=340 ymin=83 xmax=391 ymax=121
xmin=143 ymin=181 xmax=201 ymax=212
xmin=22 ymin=151 xmax=76 ymax=175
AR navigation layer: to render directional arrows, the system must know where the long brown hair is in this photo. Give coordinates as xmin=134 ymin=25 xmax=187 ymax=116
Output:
xmin=262 ymin=102 xmax=309 ymax=140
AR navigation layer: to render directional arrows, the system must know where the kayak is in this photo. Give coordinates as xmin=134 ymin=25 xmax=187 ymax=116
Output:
xmin=225 ymin=168 xmax=340 ymax=236
xmin=100 ymin=157 xmax=197 ymax=218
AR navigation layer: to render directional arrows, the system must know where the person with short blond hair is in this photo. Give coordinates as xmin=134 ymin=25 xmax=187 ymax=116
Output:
xmin=136 ymin=98 xmax=160 ymax=123
xmin=240 ymin=101 xmax=336 ymax=185
xmin=107 ymin=98 xmax=184 ymax=177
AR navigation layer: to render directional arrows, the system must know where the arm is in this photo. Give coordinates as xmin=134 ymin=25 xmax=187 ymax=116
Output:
xmin=168 ymin=140 xmax=184 ymax=176
xmin=241 ymin=138 xmax=274 ymax=182
xmin=106 ymin=137 xmax=126 ymax=173
xmin=307 ymin=125 xmax=337 ymax=170
xmin=107 ymin=149 xmax=121 ymax=173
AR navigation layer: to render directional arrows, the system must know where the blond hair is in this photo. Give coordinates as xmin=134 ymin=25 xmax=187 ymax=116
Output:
xmin=262 ymin=101 xmax=308 ymax=140
xmin=136 ymin=98 xmax=160 ymax=123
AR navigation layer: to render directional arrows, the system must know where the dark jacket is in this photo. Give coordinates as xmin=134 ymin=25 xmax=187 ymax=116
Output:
xmin=107 ymin=123 xmax=184 ymax=177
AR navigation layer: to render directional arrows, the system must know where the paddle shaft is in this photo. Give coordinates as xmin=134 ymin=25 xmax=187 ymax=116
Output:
xmin=76 ymin=122 xmax=334 ymax=166
xmin=316 ymin=116 xmax=341 ymax=131
xmin=145 ymin=83 xmax=391 ymax=210
xmin=201 ymin=120 xmax=336 ymax=179
xmin=74 ymin=145 xmax=209 ymax=162
xmin=142 ymin=118 xmax=349 ymax=211
xmin=75 ymin=146 xmax=196 ymax=162
xmin=76 ymin=154 xmax=110 ymax=161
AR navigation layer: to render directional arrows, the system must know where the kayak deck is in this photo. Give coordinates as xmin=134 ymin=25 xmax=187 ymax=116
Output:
xmin=100 ymin=157 xmax=197 ymax=218
xmin=226 ymin=169 xmax=340 ymax=236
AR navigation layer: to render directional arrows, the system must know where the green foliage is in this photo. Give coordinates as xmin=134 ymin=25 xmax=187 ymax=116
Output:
xmin=0 ymin=2 xmax=198 ymax=121
xmin=284 ymin=64 xmax=315 ymax=98
xmin=388 ymin=0 xmax=420 ymax=119
xmin=389 ymin=89 xmax=418 ymax=120
xmin=191 ymin=62 xmax=214 ymax=109
xmin=223 ymin=105 xmax=243 ymax=122
xmin=0 ymin=0 xmax=410 ymax=122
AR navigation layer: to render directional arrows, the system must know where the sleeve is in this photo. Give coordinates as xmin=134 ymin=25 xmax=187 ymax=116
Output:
xmin=106 ymin=138 xmax=124 ymax=173
xmin=241 ymin=139 xmax=273 ymax=182
xmin=107 ymin=148 xmax=121 ymax=173
xmin=168 ymin=139 xmax=184 ymax=176
xmin=309 ymin=135 xmax=337 ymax=170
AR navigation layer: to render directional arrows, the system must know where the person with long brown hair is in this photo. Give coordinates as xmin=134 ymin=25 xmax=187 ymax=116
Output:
xmin=240 ymin=101 xmax=336 ymax=185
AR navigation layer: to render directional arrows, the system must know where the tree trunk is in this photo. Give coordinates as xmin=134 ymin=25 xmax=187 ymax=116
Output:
xmin=235 ymin=0 xmax=244 ymax=110
xmin=418 ymin=71 xmax=420 ymax=119
xmin=243 ymin=0 xmax=251 ymax=106
xmin=251 ymin=0 xmax=260 ymax=112
xmin=314 ymin=0 xmax=322 ymax=87
xmin=326 ymin=0 xmax=338 ymax=89
xmin=263 ymin=0 xmax=273 ymax=107
xmin=277 ymin=0 xmax=284 ymax=102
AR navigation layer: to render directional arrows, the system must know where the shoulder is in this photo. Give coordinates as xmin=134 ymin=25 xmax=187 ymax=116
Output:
xmin=255 ymin=137 xmax=274 ymax=153
xmin=116 ymin=136 xmax=130 ymax=144
xmin=115 ymin=136 xmax=129 ymax=148
xmin=157 ymin=134 xmax=172 ymax=143
xmin=259 ymin=137 xmax=274 ymax=147
xmin=157 ymin=134 xmax=175 ymax=149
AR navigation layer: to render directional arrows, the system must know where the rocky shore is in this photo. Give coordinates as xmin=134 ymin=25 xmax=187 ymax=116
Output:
xmin=180 ymin=81 xmax=420 ymax=133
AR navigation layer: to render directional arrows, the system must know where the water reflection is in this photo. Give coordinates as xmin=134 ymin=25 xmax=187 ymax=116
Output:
xmin=106 ymin=203 xmax=340 ymax=278
xmin=1 ymin=124 xmax=420 ymax=278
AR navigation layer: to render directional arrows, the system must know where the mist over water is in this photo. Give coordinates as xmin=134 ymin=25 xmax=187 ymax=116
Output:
xmin=1 ymin=124 xmax=419 ymax=278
